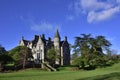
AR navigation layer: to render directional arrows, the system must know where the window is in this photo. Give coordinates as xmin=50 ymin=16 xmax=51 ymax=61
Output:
xmin=37 ymin=53 xmax=40 ymax=59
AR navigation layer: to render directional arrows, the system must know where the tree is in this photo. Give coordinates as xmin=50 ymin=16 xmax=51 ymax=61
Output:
xmin=0 ymin=44 xmax=14 ymax=71
xmin=93 ymin=36 xmax=111 ymax=55
xmin=46 ymin=47 xmax=60 ymax=66
xmin=0 ymin=53 xmax=13 ymax=71
xmin=71 ymin=53 xmax=79 ymax=61
xmin=9 ymin=46 xmax=33 ymax=69
xmin=72 ymin=34 xmax=92 ymax=67
xmin=0 ymin=44 xmax=7 ymax=55
xmin=0 ymin=53 xmax=13 ymax=64
xmin=72 ymin=34 xmax=112 ymax=69
xmin=19 ymin=46 xmax=33 ymax=69
xmin=89 ymin=36 xmax=111 ymax=67
xmin=105 ymin=49 xmax=120 ymax=65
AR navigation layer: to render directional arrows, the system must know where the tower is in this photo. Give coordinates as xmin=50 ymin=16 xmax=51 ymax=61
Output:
xmin=54 ymin=29 xmax=61 ymax=65
xmin=54 ymin=29 xmax=60 ymax=49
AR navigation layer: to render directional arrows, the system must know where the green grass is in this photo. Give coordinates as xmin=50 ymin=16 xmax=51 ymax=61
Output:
xmin=0 ymin=63 xmax=120 ymax=80
xmin=80 ymin=72 xmax=120 ymax=80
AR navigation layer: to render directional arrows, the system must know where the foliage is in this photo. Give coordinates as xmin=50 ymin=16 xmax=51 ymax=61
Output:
xmin=46 ymin=47 xmax=60 ymax=65
xmin=9 ymin=46 xmax=33 ymax=68
xmin=0 ymin=44 xmax=7 ymax=54
xmin=71 ymin=52 xmax=79 ymax=60
xmin=0 ymin=45 xmax=11 ymax=64
xmin=0 ymin=45 xmax=13 ymax=71
xmin=72 ymin=34 xmax=112 ymax=69
xmin=0 ymin=53 xmax=14 ymax=71
xmin=0 ymin=53 xmax=13 ymax=64
xmin=46 ymin=47 xmax=57 ymax=61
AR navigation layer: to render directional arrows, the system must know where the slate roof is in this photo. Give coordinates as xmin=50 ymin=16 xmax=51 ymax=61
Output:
xmin=31 ymin=35 xmax=39 ymax=47
xmin=23 ymin=40 xmax=29 ymax=46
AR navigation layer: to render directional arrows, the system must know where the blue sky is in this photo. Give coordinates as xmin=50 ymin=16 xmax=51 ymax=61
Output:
xmin=0 ymin=0 xmax=120 ymax=53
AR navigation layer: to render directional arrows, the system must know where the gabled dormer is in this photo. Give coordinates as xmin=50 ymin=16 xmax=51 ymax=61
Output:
xmin=19 ymin=36 xmax=29 ymax=46
xmin=37 ymin=35 xmax=44 ymax=46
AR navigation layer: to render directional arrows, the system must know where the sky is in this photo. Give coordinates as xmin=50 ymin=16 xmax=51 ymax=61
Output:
xmin=0 ymin=0 xmax=120 ymax=53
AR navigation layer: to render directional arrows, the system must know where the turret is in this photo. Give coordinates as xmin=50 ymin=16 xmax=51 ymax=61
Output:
xmin=64 ymin=36 xmax=67 ymax=41
xmin=54 ymin=29 xmax=60 ymax=39
xmin=54 ymin=29 xmax=60 ymax=49
xmin=19 ymin=36 xmax=25 ymax=46
xmin=54 ymin=29 xmax=61 ymax=65
xmin=21 ymin=36 xmax=24 ymax=40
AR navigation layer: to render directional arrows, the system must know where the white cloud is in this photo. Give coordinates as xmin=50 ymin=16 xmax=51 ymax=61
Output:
xmin=80 ymin=0 xmax=112 ymax=11
xmin=19 ymin=16 xmax=60 ymax=32
xmin=71 ymin=0 xmax=120 ymax=23
xmin=88 ymin=6 xmax=120 ymax=23
xmin=31 ymin=21 xmax=53 ymax=32
xmin=30 ymin=21 xmax=61 ymax=32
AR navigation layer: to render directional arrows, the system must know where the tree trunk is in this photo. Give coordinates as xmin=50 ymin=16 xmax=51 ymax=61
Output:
xmin=23 ymin=55 xmax=26 ymax=69
xmin=23 ymin=59 xmax=25 ymax=69
xmin=0 ymin=63 xmax=3 ymax=72
xmin=0 ymin=63 xmax=2 ymax=72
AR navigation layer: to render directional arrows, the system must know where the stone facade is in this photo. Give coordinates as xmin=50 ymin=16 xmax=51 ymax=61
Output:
xmin=19 ymin=30 xmax=70 ymax=65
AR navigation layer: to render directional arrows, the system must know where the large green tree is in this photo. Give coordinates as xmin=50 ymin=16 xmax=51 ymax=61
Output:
xmin=0 ymin=53 xmax=13 ymax=64
xmin=72 ymin=34 xmax=111 ymax=69
xmin=0 ymin=45 xmax=13 ymax=71
xmin=9 ymin=46 xmax=33 ymax=69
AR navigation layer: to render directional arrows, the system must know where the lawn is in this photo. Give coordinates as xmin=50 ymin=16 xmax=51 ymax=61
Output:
xmin=0 ymin=63 xmax=120 ymax=80
xmin=80 ymin=72 xmax=120 ymax=80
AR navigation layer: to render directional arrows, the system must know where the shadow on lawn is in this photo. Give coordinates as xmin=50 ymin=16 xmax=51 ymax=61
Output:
xmin=77 ymin=72 xmax=120 ymax=80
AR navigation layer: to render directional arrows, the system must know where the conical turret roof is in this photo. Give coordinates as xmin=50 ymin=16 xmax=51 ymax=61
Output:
xmin=54 ymin=29 xmax=60 ymax=38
